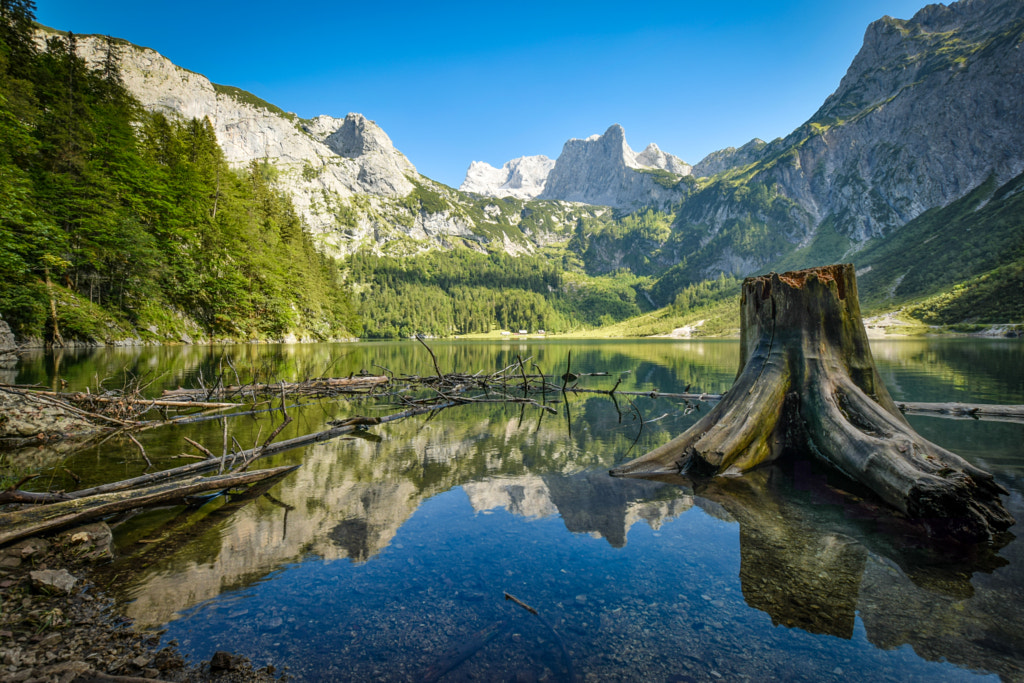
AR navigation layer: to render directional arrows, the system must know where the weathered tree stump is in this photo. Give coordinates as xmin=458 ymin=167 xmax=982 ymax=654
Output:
xmin=610 ymin=264 xmax=1013 ymax=541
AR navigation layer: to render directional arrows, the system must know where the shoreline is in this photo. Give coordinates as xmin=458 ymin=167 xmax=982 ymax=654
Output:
xmin=0 ymin=524 xmax=278 ymax=682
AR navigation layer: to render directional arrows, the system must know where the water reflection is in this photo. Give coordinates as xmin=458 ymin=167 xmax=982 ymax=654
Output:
xmin=8 ymin=339 xmax=1024 ymax=680
xmin=675 ymin=463 xmax=1020 ymax=679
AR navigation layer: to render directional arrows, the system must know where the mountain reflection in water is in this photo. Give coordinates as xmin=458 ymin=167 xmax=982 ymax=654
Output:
xmin=14 ymin=339 xmax=1023 ymax=681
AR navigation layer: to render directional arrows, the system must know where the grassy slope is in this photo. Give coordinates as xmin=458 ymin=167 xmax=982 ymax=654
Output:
xmin=855 ymin=171 xmax=1024 ymax=320
xmin=578 ymin=170 xmax=1024 ymax=339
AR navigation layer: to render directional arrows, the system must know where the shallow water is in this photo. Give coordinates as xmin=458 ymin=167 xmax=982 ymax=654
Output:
xmin=10 ymin=338 xmax=1024 ymax=681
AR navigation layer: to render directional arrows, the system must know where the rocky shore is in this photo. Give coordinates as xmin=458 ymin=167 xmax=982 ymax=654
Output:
xmin=0 ymin=524 xmax=279 ymax=683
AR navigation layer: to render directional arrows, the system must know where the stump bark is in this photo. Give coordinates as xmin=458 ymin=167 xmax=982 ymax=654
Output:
xmin=610 ymin=264 xmax=1013 ymax=541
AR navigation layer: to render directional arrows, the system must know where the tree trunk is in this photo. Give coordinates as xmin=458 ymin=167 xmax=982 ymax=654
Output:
xmin=44 ymin=267 xmax=64 ymax=348
xmin=610 ymin=264 xmax=1013 ymax=542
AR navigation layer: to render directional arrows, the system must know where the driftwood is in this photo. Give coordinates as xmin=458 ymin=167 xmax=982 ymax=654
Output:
xmin=0 ymin=465 xmax=298 ymax=547
xmin=6 ymin=389 xmax=239 ymax=410
xmin=898 ymin=401 xmax=1024 ymax=423
xmin=160 ymin=375 xmax=388 ymax=401
xmin=502 ymin=592 xmax=576 ymax=681
xmin=611 ymin=264 xmax=1013 ymax=542
xmin=562 ymin=390 xmax=1024 ymax=424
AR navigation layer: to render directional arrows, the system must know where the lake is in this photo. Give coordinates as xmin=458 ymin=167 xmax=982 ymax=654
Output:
xmin=8 ymin=338 xmax=1024 ymax=681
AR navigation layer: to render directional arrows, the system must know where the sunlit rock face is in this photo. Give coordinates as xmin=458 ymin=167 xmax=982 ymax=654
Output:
xmin=634 ymin=143 xmax=691 ymax=175
xmin=460 ymin=131 xmax=692 ymax=206
xmin=460 ymin=156 xmax=556 ymax=200
xmin=538 ymin=124 xmax=692 ymax=210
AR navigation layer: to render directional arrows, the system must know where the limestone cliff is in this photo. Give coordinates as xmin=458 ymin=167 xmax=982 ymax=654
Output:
xmin=538 ymin=124 xmax=693 ymax=209
xmin=460 ymin=155 xmax=555 ymax=199
xmin=54 ymin=30 xmax=566 ymax=257
xmin=461 ymin=131 xmax=694 ymax=207
xmin=771 ymin=0 xmax=1024 ymax=241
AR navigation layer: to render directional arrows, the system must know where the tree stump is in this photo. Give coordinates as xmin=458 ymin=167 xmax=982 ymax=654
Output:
xmin=610 ymin=264 xmax=1013 ymax=542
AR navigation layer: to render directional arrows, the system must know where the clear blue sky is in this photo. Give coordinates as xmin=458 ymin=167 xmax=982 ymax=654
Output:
xmin=36 ymin=0 xmax=931 ymax=187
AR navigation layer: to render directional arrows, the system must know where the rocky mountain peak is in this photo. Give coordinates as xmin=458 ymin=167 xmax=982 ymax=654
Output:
xmin=678 ymin=0 xmax=1024 ymax=266
xmin=813 ymin=0 xmax=1024 ymax=124
xmin=460 ymin=155 xmax=555 ymax=200
xmin=56 ymin=29 xmax=428 ymax=254
xmin=324 ymin=114 xmax=401 ymax=159
xmin=538 ymin=124 xmax=690 ymax=208
xmin=633 ymin=142 xmax=692 ymax=175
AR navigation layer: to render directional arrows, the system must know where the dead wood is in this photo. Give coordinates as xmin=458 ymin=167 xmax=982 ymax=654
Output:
xmin=503 ymin=592 xmax=539 ymax=615
xmin=0 ymin=465 xmax=298 ymax=547
xmin=159 ymin=375 xmax=388 ymax=402
xmin=502 ymin=591 xmax=575 ymax=681
xmin=611 ymin=264 xmax=1013 ymax=542
xmin=0 ymin=388 xmax=239 ymax=410
xmin=417 ymin=335 xmax=445 ymax=380
xmin=0 ymin=401 xmax=461 ymax=507
xmin=898 ymin=401 xmax=1024 ymax=423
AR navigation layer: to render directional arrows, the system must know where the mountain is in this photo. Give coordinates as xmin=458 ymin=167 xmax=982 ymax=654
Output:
xmin=662 ymin=0 xmax=1024 ymax=277
xmin=539 ymin=124 xmax=693 ymax=209
xmin=10 ymin=0 xmax=1021 ymax=343
xmin=691 ymin=139 xmax=767 ymax=178
xmin=55 ymin=29 xmax=605 ymax=260
xmin=460 ymin=155 xmax=555 ymax=199
xmin=568 ymin=0 xmax=1024 ymax=310
xmin=463 ymin=124 xmax=694 ymax=209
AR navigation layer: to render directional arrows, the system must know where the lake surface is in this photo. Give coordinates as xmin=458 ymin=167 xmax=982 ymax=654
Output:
xmin=8 ymin=338 xmax=1024 ymax=681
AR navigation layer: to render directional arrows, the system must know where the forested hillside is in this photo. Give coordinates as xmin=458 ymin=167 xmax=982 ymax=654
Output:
xmin=0 ymin=2 xmax=358 ymax=343
xmin=345 ymin=249 xmax=647 ymax=338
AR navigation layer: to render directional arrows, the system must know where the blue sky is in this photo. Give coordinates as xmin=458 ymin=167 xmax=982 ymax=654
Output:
xmin=36 ymin=0 xmax=931 ymax=187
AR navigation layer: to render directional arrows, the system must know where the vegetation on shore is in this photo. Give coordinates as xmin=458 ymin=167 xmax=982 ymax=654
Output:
xmin=0 ymin=3 xmax=358 ymax=344
xmin=2 ymin=1 xmax=1021 ymax=347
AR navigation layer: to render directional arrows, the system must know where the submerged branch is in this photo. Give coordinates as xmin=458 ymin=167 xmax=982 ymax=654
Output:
xmin=0 ymin=465 xmax=299 ymax=547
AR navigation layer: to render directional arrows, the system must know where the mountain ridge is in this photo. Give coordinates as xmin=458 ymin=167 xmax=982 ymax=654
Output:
xmin=13 ymin=0 xmax=1023 ymax=342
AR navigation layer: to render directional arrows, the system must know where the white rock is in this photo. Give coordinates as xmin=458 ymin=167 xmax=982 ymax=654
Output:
xmin=539 ymin=124 xmax=691 ymax=209
xmin=460 ymin=155 xmax=555 ymax=200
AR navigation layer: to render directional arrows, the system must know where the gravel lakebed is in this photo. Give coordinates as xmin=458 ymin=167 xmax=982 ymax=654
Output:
xmin=0 ymin=522 xmax=280 ymax=683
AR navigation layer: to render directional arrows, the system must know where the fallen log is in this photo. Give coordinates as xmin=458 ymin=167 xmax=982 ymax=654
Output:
xmin=3 ymin=388 xmax=240 ymax=410
xmin=898 ymin=401 xmax=1024 ymax=422
xmin=419 ymin=621 xmax=507 ymax=683
xmin=160 ymin=375 xmax=388 ymax=400
xmin=0 ymin=465 xmax=298 ymax=547
xmin=564 ymin=388 xmax=1024 ymax=424
xmin=611 ymin=264 xmax=1014 ymax=542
